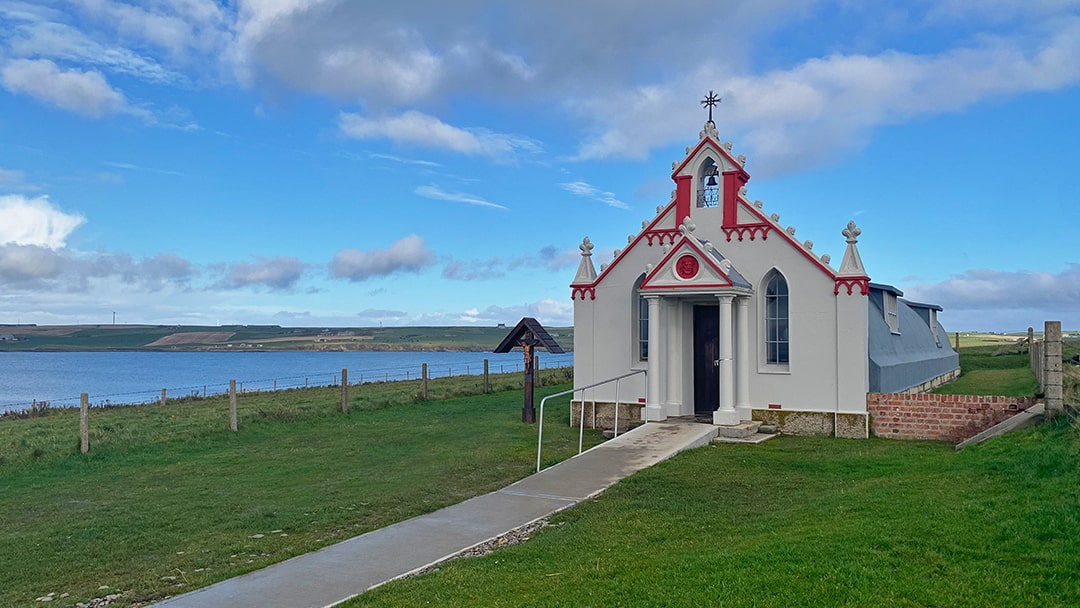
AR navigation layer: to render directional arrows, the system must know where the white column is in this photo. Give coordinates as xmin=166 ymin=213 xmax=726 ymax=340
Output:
xmin=714 ymin=295 xmax=739 ymax=425
xmin=663 ymin=299 xmax=682 ymax=416
xmin=735 ymin=296 xmax=751 ymax=420
xmin=645 ymin=296 xmax=665 ymax=422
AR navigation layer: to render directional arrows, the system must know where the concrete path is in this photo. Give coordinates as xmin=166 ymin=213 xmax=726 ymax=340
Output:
xmin=152 ymin=420 xmax=718 ymax=608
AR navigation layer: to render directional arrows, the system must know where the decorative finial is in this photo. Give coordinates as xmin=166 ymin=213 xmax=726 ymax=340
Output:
xmin=679 ymin=217 xmax=697 ymax=234
xmin=579 ymin=236 xmax=594 ymax=256
xmin=843 ymin=220 xmax=861 ymax=244
xmin=701 ymin=90 xmax=722 ymax=123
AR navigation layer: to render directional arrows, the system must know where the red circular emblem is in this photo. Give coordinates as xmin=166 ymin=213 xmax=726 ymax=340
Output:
xmin=676 ymin=255 xmax=699 ymax=279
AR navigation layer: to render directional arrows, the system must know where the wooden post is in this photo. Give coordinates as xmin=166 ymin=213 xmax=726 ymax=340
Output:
xmin=483 ymin=359 xmax=490 ymax=393
xmin=1045 ymin=321 xmax=1064 ymax=420
xmin=421 ymin=363 xmax=428 ymax=400
xmin=273 ymin=379 xmax=277 ymax=390
xmin=229 ymin=379 xmax=238 ymax=432
xmin=953 ymin=332 xmax=960 ymax=352
xmin=341 ymin=368 xmax=349 ymax=414
xmin=160 ymin=388 xmax=166 ymax=407
xmin=80 ymin=393 xmax=89 ymax=454
xmin=203 ymin=385 xmax=206 ymax=398
xmin=523 ymin=344 xmax=536 ymax=423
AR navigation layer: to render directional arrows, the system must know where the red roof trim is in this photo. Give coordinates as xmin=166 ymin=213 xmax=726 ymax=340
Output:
xmin=671 ymin=137 xmax=743 ymax=178
xmin=736 ymin=198 xmax=839 ymax=280
xmin=570 ymin=199 xmax=678 ymax=292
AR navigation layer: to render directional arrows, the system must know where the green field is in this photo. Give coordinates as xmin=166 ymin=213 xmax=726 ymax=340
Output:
xmin=0 ymin=324 xmax=574 ymax=352
xmin=0 ymin=371 xmax=599 ymax=606
xmin=935 ymin=340 xmax=1080 ymax=401
xmin=347 ymin=418 xmax=1080 ymax=607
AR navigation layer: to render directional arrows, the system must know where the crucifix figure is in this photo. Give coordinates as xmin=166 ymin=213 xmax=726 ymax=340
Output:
xmin=701 ymin=90 xmax=722 ymax=123
xmin=518 ymin=330 xmax=540 ymax=423
xmin=493 ymin=317 xmax=565 ymax=424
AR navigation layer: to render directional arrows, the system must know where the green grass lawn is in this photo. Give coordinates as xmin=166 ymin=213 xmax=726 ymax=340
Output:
xmin=933 ymin=346 xmax=1039 ymax=397
xmin=348 ymin=418 xmax=1080 ymax=608
xmin=0 ymin=375 xmax=600 ymax=606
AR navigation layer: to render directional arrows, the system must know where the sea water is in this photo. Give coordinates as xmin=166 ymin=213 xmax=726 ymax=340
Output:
xmin=0 ymin=350 xmax=573 ymax=413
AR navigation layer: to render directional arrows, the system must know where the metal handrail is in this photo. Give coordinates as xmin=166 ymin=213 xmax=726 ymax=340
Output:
xmin=536 ymin=369 xmax=647 ymax=473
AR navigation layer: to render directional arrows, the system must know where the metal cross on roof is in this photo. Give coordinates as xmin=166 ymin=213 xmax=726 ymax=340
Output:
xmin=701 ymin=90 xmax=722 ymax=123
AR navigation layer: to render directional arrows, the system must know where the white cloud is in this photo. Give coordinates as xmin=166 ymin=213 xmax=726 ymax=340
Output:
xmin=0 ymin=59 xmax=151 ymax=120
xmin=339 ymin=111 xmax=540 ymax=159
xmin=442 ymin=259 xmax=505 ymax=282
xmin=415 ymin=185 xmax=507 ymax=210
xmin=366 ymin=152 xmax=441 ymax=167
xmin=450 ymin=299 xmax=573 ymax=326
xmin=905 ymin=265 xmax=1080 ymax=330
xmin=559 ymin=181 xmax=628 ymax=210
xmin=216 ymin=256 xmax=307 ymax=290
xmin=571 ymin=15 xmax=1080 ymax=172
xmin=443 ymin=245 xmax=578 ymax=282
xmin=510 ymin=245 xmax=580 ymax=272
xmin=0 ymin=195 xmax=85 ymax=248
xmin=329 ymin=234 xmax=435 ymax=281
xmin=0 ymin=244 xmax=66 ymax=282
xmin=0 ymin=243 xmax=196 ymax=291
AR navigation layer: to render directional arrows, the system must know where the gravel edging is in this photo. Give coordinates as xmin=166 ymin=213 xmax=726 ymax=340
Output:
xmin=403 ymin=518 xmax=550 ymax=579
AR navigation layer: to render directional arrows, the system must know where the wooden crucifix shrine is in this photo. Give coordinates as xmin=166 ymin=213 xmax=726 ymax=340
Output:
xmin=494 ymin=317 xmax=565 ymax=423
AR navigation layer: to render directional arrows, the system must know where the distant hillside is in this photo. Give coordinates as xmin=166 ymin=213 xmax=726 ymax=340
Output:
xmin=0 ymin=324 xmax=574 ymax=352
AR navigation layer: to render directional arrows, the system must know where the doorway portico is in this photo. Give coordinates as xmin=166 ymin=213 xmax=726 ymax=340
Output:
xmin=644 ymin=291 xmax=753 ymax=426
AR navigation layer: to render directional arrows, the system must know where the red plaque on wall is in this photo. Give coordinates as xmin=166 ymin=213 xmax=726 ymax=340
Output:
xmin=676 ymin=255 xmax=699 ymax=279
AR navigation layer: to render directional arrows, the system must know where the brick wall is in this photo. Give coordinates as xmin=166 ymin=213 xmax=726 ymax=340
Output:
xmin=867 ymin=392 xmax=1037 ymax=443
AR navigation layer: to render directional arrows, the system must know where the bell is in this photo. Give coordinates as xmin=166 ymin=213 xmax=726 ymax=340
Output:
xmin=706 ymin=169 xmax=718 ymax=187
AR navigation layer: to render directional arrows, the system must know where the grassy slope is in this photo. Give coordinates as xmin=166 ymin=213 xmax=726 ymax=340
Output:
xmin=0 ymin=376 xmax=600 ymax=606
xmin=351 ymin=420 xmax=1080 ymax=608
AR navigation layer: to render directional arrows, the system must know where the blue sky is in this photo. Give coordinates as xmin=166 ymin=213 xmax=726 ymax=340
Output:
xmin=0 ymin=1 xmax=1078 ymax=331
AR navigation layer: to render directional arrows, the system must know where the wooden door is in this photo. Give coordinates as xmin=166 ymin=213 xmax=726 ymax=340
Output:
xmin=694 ymin=305 xmax=720 ymax=415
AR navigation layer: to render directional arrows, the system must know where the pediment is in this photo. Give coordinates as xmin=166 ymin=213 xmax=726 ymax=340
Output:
xmin=671 ymin=136 xmax=745 ymax=179
xmin=639 ymin=237 xmax=749 ymax=292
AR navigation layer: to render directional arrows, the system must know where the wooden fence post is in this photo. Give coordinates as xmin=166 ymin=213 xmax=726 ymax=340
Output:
xmin=483 ymin=359 xmax=490 ymax=393
xmin=341 ymin=368 xmax=349 ymax=414
xmin=229 ymin=379 xmax=238 ymax=432
xmin=1045 ymin=321 xmax=1064 ymax=420
xmin=160 ymin=388 xmax=166 ymax=407
xmin=421 ymin=363 xmax=428 ymax=400
xmin=80 ymin=393 xmax=89 ymax=454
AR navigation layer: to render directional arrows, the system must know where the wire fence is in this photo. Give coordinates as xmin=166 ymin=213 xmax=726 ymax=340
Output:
xmin=0 ymin=354 xmax=573 ymax=415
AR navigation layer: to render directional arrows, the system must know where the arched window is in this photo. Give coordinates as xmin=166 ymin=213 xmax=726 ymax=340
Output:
xmin=697 ymin=157 xmax=720 ymax=208
xmin=764 ymin=272 xmax=789 ymax=364
xmin=633 ymin=274 xmax=648 ymax=361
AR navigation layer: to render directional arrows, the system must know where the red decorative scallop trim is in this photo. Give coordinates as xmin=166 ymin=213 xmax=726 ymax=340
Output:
xmin=722 ymin=224 xmax=771 ymax=242
xmin=645 ymin=229 xmax=680 ymax=246
xmin=571 ymin=285 xmax=596 ymax=300
xmin=834 ymin=277 xmax=870 ymax=296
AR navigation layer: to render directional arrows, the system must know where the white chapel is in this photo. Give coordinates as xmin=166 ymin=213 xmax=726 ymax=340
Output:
xmin=570 ymin=98 xmax=959 ymax=438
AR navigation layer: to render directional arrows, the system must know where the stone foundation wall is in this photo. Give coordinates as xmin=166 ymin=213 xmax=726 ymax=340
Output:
xmin=867 ymin=392 xmax=1037 ymax=443
xmin=569 ymin=400 xmax=645 ymax=432
xmin=901 ymin=368 xmax=961 ymax=394
xmin=751 ymin=410 xmax=868 ymax=439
